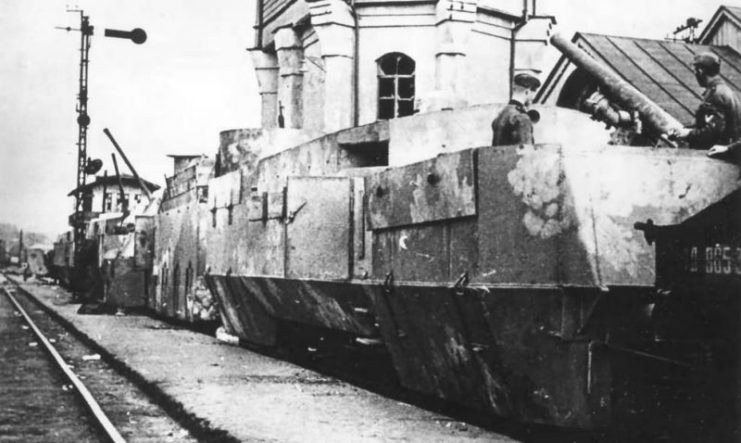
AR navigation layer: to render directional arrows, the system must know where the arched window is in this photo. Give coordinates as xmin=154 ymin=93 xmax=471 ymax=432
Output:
xmin=377 ymin=52 xmax=415 ymax=119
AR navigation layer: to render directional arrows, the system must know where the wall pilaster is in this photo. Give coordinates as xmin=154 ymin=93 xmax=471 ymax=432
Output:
xmin=307 ymin=0 xmax=356 ymax=132
xmin=275 ymin=26 xmax=304 ymax=129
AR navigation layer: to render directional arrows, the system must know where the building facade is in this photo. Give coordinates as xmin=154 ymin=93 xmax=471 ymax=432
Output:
xmin=69 ymin=174 xmax=159 ymax=218
xmin=250 ymin=0 xmax=553 ymax=136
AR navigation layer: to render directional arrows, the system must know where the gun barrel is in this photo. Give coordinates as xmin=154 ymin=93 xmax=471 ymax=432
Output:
xmin=550 ymin=33 xmax=683 ymax=136
xmin=103 ymin=128 xmax=153 ymax=200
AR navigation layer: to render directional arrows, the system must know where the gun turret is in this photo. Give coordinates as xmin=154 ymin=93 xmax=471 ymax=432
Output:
xmin=550 ymin=33 xmax=683 ymax=140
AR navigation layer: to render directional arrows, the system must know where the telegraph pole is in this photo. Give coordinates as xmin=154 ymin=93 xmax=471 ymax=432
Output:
xmin=57 ymin=9 xmax=146 ymax=268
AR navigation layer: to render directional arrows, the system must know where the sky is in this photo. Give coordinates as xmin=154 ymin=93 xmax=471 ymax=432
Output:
xmin=0 ymin=0 xmax=739 ymax=238
xmin=0 ymin=0 xmax=258 ymax=238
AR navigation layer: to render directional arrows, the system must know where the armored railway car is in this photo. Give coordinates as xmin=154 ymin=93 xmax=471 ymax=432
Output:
xmin=160 ymin=103 xmax=739 ymax=431
xmin=53 ymin=103 xmax=738 ymax=432
xmin=56 ymin=30 xmax=741 ymax=435
xmin=632 ymin=189 xmax=741 ymax=440
xmin=151 ymin=155 xmax=218 ymax=327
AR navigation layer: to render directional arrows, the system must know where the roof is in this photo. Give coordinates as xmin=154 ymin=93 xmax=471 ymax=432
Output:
xmin=537 ymin=32 xmax=741 ymax=126
xmin=68 ymin=174 xmax=160 ymax=196
xmin=726 ymin=5 xmax=741 ymax=21
xmin=699 ymin=5 xmax=741 ymax=43
xmin=167 ymin=154 xmax=204 ymax=158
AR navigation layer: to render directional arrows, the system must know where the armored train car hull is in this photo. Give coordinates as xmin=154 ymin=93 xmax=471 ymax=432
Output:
xmin=169 ymin=106 xmax=739 ymax=430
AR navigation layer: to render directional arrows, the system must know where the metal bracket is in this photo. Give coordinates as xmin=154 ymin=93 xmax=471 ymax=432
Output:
xmin=453 ymin=271 xmax=469 ymax=296
xmin=576 ymin=288 xmax=606 ymax=336
xmin=380 ymin=271 xmax=405 ymax=338
xmin=286 ymin=200 xmax=307 ymax=224
xmin=383 ymin=271 xmax=394 ymax=294
xmin=633 ymin=218 xmax=657 ymax=245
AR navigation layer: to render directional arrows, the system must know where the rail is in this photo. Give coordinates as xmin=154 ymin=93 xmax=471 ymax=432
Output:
xmin=1 ymin=283 xmax=126 ymax=443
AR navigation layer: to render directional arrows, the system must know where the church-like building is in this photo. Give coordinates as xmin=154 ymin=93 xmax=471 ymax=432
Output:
xmin=250 ymin=0 xmax=553 ymax=134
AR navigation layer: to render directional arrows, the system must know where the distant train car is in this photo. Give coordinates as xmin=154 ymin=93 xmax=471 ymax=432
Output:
xmin=50 ymin=229 xmax=101 ymax=297
xmin=51 ymin=231 xmax=74 ymax=286
xmin=91 ymin=211 xmax=156 ymax=309
xmin=54 ymin=174 xmax=160 ymax=303
xmin=635 ymin=188 xmax=741 ymax=440
xmin=26 ymin=243 xmax=51 ymax=277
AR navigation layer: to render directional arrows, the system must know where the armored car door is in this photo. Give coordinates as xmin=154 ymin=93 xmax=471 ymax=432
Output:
xmin=285 ymin=176 xmax=351 ymax=280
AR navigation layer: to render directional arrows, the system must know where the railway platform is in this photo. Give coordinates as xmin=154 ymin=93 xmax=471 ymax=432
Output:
xmin=7 ymin=276 xmax=517 ymax=443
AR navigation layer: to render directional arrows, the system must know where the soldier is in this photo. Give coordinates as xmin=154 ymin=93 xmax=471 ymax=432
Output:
xmin=671 ymin=52 xmax=741 ymax=150
xmin=491 ymin=72 xmax=541 ymax=146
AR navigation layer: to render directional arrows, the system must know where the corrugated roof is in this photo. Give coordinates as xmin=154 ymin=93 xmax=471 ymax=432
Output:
xmin=563 ymin=33 xmax=741 ymax=125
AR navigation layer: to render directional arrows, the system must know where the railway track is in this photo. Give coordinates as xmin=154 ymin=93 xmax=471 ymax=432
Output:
xmin=2 ymin=275 xmax=620 ymax=442
xmin=2 ymin=284 xmax=125 ymax=442
xmin=0 ymin=275 xmax=200 ymax=442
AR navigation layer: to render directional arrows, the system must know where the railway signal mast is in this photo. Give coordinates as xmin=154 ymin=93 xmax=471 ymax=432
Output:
xmin=56 ymin=9 xmax=146 ymax=268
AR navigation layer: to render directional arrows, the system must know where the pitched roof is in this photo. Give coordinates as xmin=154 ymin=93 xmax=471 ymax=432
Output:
xmin=699 ymin=5 xmax=741 ymax=43
xmin=538 ymin=32 xmax=741 ymax=126
xmin=728 ymin=6 xmax=741 ymax=20
xmin=67 ymin=174 xmax=160 ymax=196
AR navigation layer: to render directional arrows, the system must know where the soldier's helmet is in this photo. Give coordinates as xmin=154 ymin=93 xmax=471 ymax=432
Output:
xmin=513 ymin=72 xmax=541 ymax=91
xmin=692 ymin=52 xmax=721 ymax=71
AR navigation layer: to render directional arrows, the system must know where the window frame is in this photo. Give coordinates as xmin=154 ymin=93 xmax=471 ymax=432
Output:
xmin=376 ymin=52 xmax=416 ymax=120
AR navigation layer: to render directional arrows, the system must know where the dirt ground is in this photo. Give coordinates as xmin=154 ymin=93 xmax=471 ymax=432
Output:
xmin=15 ymin=278 xmax=518 ymax=442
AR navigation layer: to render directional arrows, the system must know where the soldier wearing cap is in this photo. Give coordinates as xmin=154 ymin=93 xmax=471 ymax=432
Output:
xmin=671 ymin=52 xmax=741 ymax=150
xmin=491 ymin=72 xmax=541 ymax=146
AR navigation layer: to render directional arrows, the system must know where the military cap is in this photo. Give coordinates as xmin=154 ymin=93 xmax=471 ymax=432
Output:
xmin=513 ymin=72 xmax=541 ymax=91
xmin=692 ymin=52 xmax=720 ymax=70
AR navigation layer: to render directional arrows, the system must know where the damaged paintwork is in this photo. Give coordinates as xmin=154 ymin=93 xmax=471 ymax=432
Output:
xmin=208 ymin=170 xmax=242 ymax=209
xmin=507 ymin=144 xmax=575 ymax=239
xmin=189 ymin=107 xmax=739 ymax=432
xmin=563 ymin=146 xmax=740 ymax=285
xmin=480 ymin=144 xmax=739 ymax=286
xmin=134 ymin=216 xmax=154 ymax=268
xmin=366 ymin=149 xmax=476 ymax=230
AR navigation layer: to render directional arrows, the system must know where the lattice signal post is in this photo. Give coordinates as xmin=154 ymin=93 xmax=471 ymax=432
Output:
xmin=57 ymin=9 xmax=146 ymax=266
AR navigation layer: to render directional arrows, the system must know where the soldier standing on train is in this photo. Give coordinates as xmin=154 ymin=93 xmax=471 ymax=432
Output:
xmin=671 ymin=52 xmax=741 ymax=151
xmin=491 ymin=72 xmax=541 ymax=146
